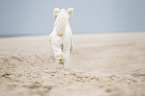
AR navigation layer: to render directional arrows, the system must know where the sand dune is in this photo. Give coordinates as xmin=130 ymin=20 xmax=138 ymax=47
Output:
xmin=0 ymin=32 xmax=145 ymax=96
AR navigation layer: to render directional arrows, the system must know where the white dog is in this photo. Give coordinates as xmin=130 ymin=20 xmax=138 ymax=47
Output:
xmin=49 ymin=8 xmax=74 ymax=67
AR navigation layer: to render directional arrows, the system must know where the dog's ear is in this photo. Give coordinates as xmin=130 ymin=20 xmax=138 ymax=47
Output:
xmin=53 ymin=8 xmax=60 ymax=20
xmin=67 ymin=8 xmax=74 ymax=17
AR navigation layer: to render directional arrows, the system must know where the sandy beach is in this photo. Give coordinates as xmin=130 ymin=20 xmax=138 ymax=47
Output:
xmin=0 ymin=32 xmax=145 ymax=96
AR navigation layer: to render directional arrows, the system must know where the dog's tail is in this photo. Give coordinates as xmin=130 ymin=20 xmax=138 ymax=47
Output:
xmin=55 ymin=11 xmax=68 ymax=36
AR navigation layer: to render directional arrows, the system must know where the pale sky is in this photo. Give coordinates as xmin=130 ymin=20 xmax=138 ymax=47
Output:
xmin=0 ymin=0 xmax=145 ymax=36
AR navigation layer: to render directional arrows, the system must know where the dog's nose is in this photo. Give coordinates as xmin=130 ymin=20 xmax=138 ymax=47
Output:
xmin=58 ymin=59 xmax=64 ymax=65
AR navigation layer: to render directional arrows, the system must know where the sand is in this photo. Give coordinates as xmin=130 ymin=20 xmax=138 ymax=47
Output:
xmin=0 ymin=32 xmax=145 ymax=96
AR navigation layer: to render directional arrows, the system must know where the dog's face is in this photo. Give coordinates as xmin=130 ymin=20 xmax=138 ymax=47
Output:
xmin=53 ymin=8 xmax=73 ymax=21
xmin=56 ymin=54 xmax=65 ymax=65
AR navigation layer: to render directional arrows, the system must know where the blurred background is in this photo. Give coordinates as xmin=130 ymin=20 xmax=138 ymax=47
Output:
xmin=0 ymin=0 xmax=145 ymax=37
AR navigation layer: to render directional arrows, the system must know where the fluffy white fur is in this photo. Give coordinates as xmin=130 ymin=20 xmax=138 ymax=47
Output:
xmin=49 ymin=8 xmax=74 ymax=67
